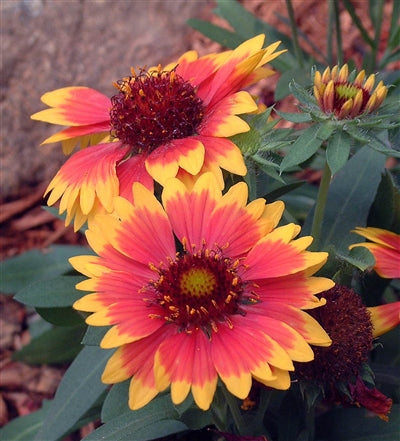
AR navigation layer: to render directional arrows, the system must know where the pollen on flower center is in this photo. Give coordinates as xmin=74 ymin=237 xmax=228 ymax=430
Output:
xmin=109 ymin=67 xmax=204 ymax=153
xmin=145 ymin=247 xmax=254 ymax=333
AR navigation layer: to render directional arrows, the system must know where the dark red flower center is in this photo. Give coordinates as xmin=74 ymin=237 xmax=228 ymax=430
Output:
xmin=145 ymin=246 xmax=256 ymax=334
xmin=109 ymin=68 xmax=204 ymax=153
xmin=295 ymin=285 xmax=373 ymax=385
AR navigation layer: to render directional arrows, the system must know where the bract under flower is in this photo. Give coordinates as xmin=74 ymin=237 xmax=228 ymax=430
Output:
xmin=31 ymin=35 xmax=285 ymax=230
xmin=71 ymin=173 xmax=333 ymax=411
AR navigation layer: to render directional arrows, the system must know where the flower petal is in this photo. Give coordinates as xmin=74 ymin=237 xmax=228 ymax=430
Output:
xmin=31 ymin=86 xmax=110 ymax=126
xmin=368 ymin=302 xmax=400 ymax=338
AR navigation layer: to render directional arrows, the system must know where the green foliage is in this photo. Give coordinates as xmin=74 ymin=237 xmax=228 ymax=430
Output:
xmin=0 ymin=245 xmax=91 ymax=294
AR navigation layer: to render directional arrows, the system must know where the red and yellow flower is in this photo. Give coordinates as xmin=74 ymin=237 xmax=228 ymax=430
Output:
xmin=71 ymin=172 xmax=333 ymax=411
xmin=294 ymin=285 xmax=400 ymax=420
xmin=313 ymin=64 xmax=388 ymax=119
xmin=31 ymin=35 xmax=284 ymax=230
xmin=349 ymin=227 xmax=400 ymax=278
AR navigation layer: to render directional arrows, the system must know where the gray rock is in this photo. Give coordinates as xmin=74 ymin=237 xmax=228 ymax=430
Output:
xmin=1 ymin=0 xmax=208 ymax=200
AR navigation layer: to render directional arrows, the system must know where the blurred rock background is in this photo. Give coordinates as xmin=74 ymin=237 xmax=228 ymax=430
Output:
xmin=1 ymin=0 xmax=210 ymax=201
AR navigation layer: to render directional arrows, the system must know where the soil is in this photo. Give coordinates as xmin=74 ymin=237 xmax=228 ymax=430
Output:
xmin=0 ymin=0 xmax=397 ymax=439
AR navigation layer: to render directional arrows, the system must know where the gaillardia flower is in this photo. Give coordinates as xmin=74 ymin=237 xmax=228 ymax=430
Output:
xmin=349 ymin=227 xmax=400 ymax=278
xmin=31 ymin=35 xmax=285 ymax=230
xmin=295 ymin=285 xmax=400 ymax=420
xmin=313 ymin=64 xmax=388 ymax=119
xmin=71 ymin=173 xmax=333 ymax=411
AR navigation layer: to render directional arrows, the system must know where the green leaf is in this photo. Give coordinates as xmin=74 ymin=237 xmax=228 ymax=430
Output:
xmin=316 ymin=405 xmax=400 ymax=440
xmin=14 ymin=275 xmax=85 ymax=307
xmin=0 ymin=401 xmax=51 ymax=441
xmin=368 ymin=171 xmax=400 ymax=233
xmin=13 ymin=325 xmax=85 ymax=365
xmin=83 ymin=395 xmax=187 ymax=441
xmin=36 ymin=306 xmax=84 ymax=326
xmin=82 ymin=325 xmax=111 ymax=346
xmin=326 ymin=129 xmax=352 ymax=175
xmin=185 ymin=18 xmax=243 ymax=49
xmin=289 ymin=80 xmax=317 ymax=107
xmin=303 ymin=147 xmax=386 ymax=253
xmin=274 ymin=110 xmax=313 ymax=124
xmin=275 ymin=67 xmax=313 ymax=101
xmin=0 ymin=245 xmax=90 ymax=294
xmin=101 ymin=381 xmax=131 ymax=423
xmin=280 ymin=123 xmax=334 ymax=172
xmin=34 ymin=345 xmax=112 ymax=441
xmin=338 ymin=247 xmax=376 ymax=271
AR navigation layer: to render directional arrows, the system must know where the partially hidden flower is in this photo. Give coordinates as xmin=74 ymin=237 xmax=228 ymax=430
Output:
xmin=71 ymin=172 xmax=333 ymax=411
xmin=349 ymin=227 xmax=400 ymax=278
xmin=313 ymin=64 xmax=388 ymax=119
xmin=31 ymin=35 xmax=285 ymax=230
xmin=349 ymin=376 xmax=393 ymax=422
xmin=295 ymin=285 xmax=400 ymax=420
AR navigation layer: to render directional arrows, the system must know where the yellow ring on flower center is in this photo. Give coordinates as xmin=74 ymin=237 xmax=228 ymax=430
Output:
xmin=179 ymin=267 xmax=217 ymax=298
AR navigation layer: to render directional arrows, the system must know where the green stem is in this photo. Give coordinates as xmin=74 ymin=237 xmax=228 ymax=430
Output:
xmin=333 ymin=0 xmax=343 ymax=65
xmin=327 ymin=1 xmax=335 ymax=65
xmin=370 ymin=0 xmax=384 ymax=71
xmin=221 ymin=386 xmax=248 ymax=435
xmin=285 ymin=0 xmax=304 ymax=68
xmin=306 ymin=405 xmax=316 ymax=441
xmin=310 ymin=161 xmax=332 ymax=250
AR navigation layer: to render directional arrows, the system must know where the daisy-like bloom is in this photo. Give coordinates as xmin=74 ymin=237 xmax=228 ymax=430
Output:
xmin=71 ymin=172 xmax=333 ymax=411
xmin=31 ymin=35 xmax=285 ymax=230
xmin=349 ymin=227 xmax=400 ymax=278
xmin=295 ymin=285 xmax=400 ymax=420
xmin=313 ymin=64 xmax=388 ymax=119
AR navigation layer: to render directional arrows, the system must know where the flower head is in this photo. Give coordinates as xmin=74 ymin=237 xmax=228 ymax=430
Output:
xmin=349 ymin=227 xmax=400 ymax=278
xmin=313 ymin=64 xmax=388 ymax=119
xmin=295 ymin=285 xmax=400 ymax=420
xmin=31 ymin=35 xmax=285 ymax=230
xmin=71 ymin=173 xmax=333 ymax=411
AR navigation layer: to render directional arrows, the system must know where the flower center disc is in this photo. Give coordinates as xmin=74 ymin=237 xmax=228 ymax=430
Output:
xmin=109 ymin=68 xmax=204 ymax=153
xmin=334 ymin=82 xmax=369 ymax=112
xmin=148 ymin=249 xmax=248 ymax=333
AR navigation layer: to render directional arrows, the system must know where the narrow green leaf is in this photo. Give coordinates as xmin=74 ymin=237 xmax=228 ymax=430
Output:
xmin=274 ymin=110 xmax=313 ymax=123
xmin=13 ymin=325 xmax=85 ymax=365
xmin=275 ymin=67 xmax=313 ymax=101
xmin=14 ymin=275 xmax=85 ymax=307
xmin=368 ymin=131 xmax=400 ymax=157
xmin=185 ymin=18 xmax=243 ymax=49
xmin=34 ymin=345 xmax=112 ymax=441
xmin=368 ymin=171 xmax=400 ymax=232
xmin=289 ymin=80 xmax=316 ymax=107
xmin=326 ymin=129 xmax=352 ymax=175
xmin=82 ymin=325 xmax=111 ymax=346
xmin=0 ymin=245 xmax=90 ymax=294
xmin=338 ymin=247 xmax=376 ymax=271
xmin=84 ymin=395 xmax=187 ymax=441
xmin=280 ymin=123 xmax=334 ymax=172
xmin=101 ymin=381 xmax=130 ymax=423
xmin=87 ymin=419 xmax=187 ymax=441
xmin=36 ymin=306 xmax=84 ymax=326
